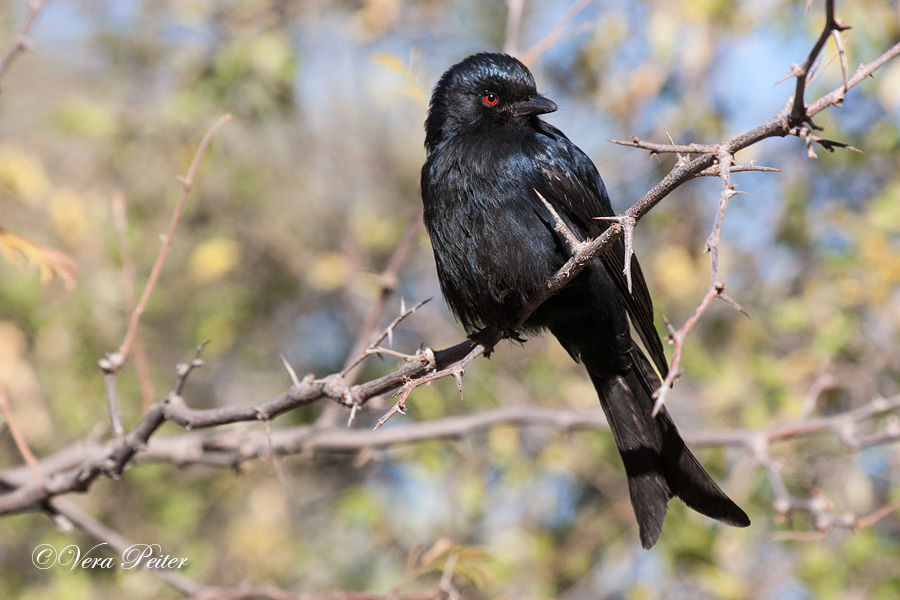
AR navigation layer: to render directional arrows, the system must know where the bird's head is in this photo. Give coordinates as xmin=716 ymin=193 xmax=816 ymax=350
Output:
xmin=425 ymin=53 xmax=557 ymax=153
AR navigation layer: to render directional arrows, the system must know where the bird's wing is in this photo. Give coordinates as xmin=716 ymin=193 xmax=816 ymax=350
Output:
xmin=529 ymin=122 xmax=669 ymax=377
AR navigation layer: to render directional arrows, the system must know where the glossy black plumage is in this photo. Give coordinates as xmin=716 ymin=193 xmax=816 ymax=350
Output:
xmin=421 ymin=53 xmax=749 ymax=548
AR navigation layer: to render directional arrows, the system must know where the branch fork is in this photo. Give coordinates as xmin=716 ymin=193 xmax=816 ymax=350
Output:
xmin=373 ymin=343 xmax=485 ymax=430
xmin=595 ymin=215 xmax=636 ymax=293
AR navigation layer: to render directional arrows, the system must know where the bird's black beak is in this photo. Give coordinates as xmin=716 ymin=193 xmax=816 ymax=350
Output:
xmin=512 ymin=95 xmax=558 ymax=118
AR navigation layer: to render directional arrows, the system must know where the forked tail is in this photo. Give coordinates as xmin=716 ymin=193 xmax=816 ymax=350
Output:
xmin=586 ymin=354 xmax=750 ymax=548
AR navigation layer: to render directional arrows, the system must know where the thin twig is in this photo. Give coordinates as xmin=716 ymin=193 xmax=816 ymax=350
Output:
xmin=856 ymin=496 xmax=900 ymax=528
xmin=57 ymin=497 xmax=443 ymax=599
xmin=790 ymin=0 xmax=850 ymax=126
xmin=804 ymin=45 xmax=837 ymax=87
xmin=651 ymin=150 xmax=747 ymax=416
xmin=800 ymin=372 xmax=837 ymax=418
xmin=520 ymin=0 xmax=594 ymax=65
xmin=279 ymin=354 xmax=303 ymax=387
xmin=315 ymin=216 xmax=423 ymax=428
xmin=608 ymin=135 xmax=721 ymax=155
xmin=0 ymin=0 xmax=48 ymax=89
xmin=439 ymin=551 xmax=459 ymax=597
xmin=114 ymin=114 xmax=232 ymax=369
xmin=0 ymin=378 xmax=42 ymax=484
xmin=111 ymin=191 xmax=156 ymax=411
xmin=695 ymin=161 xmax=780 ymax=177
xmin=364 ymin=345 xmax=433 ymax=363
xmin=174 ymin=343 xmax=209 ymax=397
xmin=341 ymin=297 xmax=431 ymax=376
xmin=832 ymin=29 xmax=851 ymax=93
xmin=513 ymin=0 xmax=895 ymax=375
xmin=340 ymin=215 xmax=424 ymax=380
xmin=813 ymin=42 xmax=900 ymax=116
xmin=503 ymin=0 xmax=525 ymax=56
xmin=102 ymin=369 xmax=124 ymax=440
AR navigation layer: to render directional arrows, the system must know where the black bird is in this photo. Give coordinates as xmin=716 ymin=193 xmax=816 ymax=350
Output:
xmin=420 ymin=53 xmax=749 ymax=548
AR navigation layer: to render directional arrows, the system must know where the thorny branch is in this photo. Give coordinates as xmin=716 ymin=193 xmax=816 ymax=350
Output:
xmin=345 ymin=298 xmax=431 ymax=377
xmin=5 ymin=392 xmax=900 ymax=537
xmin=1 ymin=0 xmax=897 ymax=517
xmin=789 ymin=0 xmax=851 ymax=126
xmin=650 ymin=150 xmax=748 ymax=416
xmin=3 ymin=1 xmax=900 ymax=596
xmin=0 ymin=332 xmax=481 ymax=515
xmin=313 ymin=214 xmax=425 ymax=430
xmin=600 ymin=0 xmax=895 ymax=413
xmin=507 ymin=1 xmax=895 ymax=415
xmin=373 ymin=343 xmax=474 ymax=430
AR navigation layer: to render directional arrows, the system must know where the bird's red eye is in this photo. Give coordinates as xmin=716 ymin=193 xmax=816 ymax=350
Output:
xmin=483 ymin=93 xmax=499 ymax=106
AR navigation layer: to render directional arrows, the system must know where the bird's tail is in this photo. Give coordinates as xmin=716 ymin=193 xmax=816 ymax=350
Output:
xmin=582 ymin=349 xmax=750 ymax=549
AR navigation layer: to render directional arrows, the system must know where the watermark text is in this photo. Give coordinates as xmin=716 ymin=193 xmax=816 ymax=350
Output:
xmin=32 ymin=543 xmax=189 ymax=571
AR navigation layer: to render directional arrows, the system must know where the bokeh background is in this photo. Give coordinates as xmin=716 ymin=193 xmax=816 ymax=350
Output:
xmin=1 ymin=0 xmax=900 ymax=598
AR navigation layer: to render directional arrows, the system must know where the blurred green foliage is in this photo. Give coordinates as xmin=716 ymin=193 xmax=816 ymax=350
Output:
xmin=1 ymin=0 xmax=899 ymax=599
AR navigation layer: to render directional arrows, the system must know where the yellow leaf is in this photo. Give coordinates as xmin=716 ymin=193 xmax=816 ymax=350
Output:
xmin=371 ymin=51 xmax=428 ymax=109
xmin=188 ymin=237 xmax=241 ymax=284
xmin=652 ymin=245 xmax=706 ymax=303
xmin=349 ymin=211 xmax=402 ymax=251
xmin=488 ymin=424 xmax=520 ymax=459
xmin=416 ymin=539 xmax=495 ymax=590
xmin=371 ymin=51 xmax=409 ymax=76
xmin=0 ymin=145 xmax=51 ymax=205
xmin=48 ymin=188 xmax=89 ymax=247
xmin=0 ymin=229 xmax=77 ymax=290
xmin=51 ymin=97 xmax=118 ymax=138
xmin=306 ymin=252 xmax=350 ymax=291
xmin=248 ymin=32 xmax=294 ymax=79
xmin=195 ymin=312 xmax=235 ymax=350
xmin=648 ymin=9 xmax=678 ymax=55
